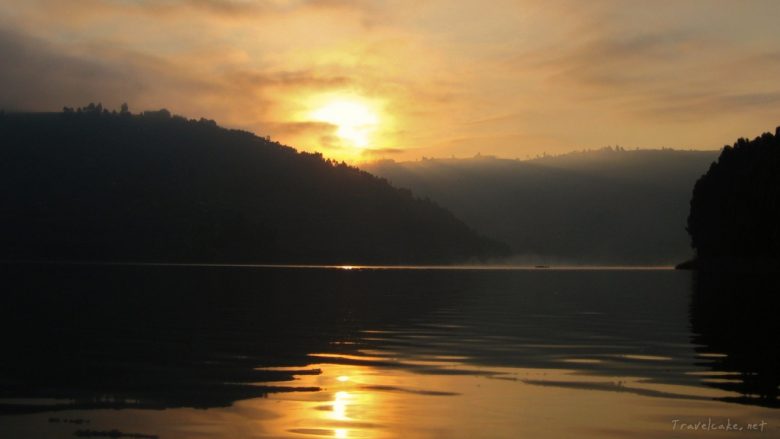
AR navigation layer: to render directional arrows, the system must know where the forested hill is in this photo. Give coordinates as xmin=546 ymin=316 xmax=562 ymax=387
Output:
xmin=0 ymin=105 xmax=508 ymax=264
xmin=364 ymin=149 xmax=719 ymax=265
xmin=687 ymin=127 xmax=780 ymax=268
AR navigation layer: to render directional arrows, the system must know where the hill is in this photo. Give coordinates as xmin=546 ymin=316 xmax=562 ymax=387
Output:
xmin=0 ymin=105 xmax=507 ymax=264
xmin=686 ymin=127 xmax=780 ymax=269
xmin=363 ymin=149 xmax=719 ymax=265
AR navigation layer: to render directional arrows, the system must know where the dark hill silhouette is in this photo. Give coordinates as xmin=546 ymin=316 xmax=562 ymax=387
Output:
xmin=364 ymin=149 xmax=718 ymax=265
xmin=685 ymin=127 xmax=780 ymax=269
xmin=0 ymin=104 xmax=507 ymax=264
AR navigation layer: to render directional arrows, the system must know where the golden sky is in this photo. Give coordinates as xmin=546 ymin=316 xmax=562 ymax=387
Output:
xmin=2 ymin=0 xmax=780 ymax=161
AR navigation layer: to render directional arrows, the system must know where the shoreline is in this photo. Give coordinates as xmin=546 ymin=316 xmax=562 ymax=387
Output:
xmin=1 ymin=259 xmax=675 ymax=271
xmin=675 ymin=258 xmax=780 ymax=272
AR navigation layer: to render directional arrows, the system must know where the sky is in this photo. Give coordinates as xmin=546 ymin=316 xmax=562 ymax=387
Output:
xmin=2 ymin=0 xmax=780 ymax=162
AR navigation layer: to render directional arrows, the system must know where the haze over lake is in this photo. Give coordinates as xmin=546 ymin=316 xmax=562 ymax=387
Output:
xmin=1 ymin=263 xmax=777 ymax=438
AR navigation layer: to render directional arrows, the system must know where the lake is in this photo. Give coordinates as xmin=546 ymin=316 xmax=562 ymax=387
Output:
xmin=0 ymin=264 xmax=778 ymax=438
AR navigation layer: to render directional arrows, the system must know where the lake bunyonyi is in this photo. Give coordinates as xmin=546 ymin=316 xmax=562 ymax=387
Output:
xmin=0 ymin=263 xmax=778 ymax=438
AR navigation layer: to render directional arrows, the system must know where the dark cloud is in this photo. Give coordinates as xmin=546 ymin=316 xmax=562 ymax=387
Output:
xmin=721 ymin=91 xmax=780 ymax=108
xmin=89 ymin=0 xmax=267 ymax=18
xmin=183 ymin=0 xmax=259 ymax=15
xmin=544 ymin=31 xmax=702 ymax=90
xmin=0 ymin=27 xmax=144 ymax=111
xmin=225 ymin=69 xmax=353 ymax=90
xmin=0 ymin=22 xmax=353 ymax=129
xmin=302 ymin=0 xmax=367 ymax=10
xmin=512 ymin=26 xmax=780 ymax=126
xmin=361 ymin=147 xmax=405 ymax=155
xmin=317 ymin=133 xmax=343 ymax=149
xmin=638 ymin=91 xmax=780 ymax=121
xmin=95 ymin=0 xmax=371 ymax=19
xmin=266 ymin=120 xmax=334 ymax=136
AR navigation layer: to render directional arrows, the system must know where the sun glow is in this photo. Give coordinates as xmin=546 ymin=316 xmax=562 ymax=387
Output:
xmin=310 ymin=98 xmax=379 ymax=148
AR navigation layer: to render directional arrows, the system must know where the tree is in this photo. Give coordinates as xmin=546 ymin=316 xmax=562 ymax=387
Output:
xmin=687 ymin=127 xmax=780 ymax=264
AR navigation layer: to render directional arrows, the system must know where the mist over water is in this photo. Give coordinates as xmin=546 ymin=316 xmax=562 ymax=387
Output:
xmin=0 ymin=264 xmax=777 ymax=438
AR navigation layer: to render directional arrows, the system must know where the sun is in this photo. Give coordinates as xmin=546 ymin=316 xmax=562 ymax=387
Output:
xmin=310 ymin=99 xmax=379 ymax=148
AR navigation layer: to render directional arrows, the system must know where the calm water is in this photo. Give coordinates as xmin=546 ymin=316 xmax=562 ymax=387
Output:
xmin=0 ymin=264 xmax=778 ymax=438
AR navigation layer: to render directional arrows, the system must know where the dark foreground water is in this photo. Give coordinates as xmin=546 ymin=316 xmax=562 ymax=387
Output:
xmin=0 ymin=264 xmax=778 ymax=438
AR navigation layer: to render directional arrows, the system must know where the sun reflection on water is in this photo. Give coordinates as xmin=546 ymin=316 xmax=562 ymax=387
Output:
xmin=253 ymin=364 xmax=388 ymax=438
xmin=332 ymin=391 xmax=350 ymax=422
xmin=13 ymin=355 xmax=773 ymax=439
xmin=246 ymin=352 xmax=772 ymax=439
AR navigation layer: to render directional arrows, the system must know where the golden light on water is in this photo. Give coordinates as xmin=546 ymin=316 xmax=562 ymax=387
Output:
xmin=332 ymin=390 xmax=351 ymax=421
xmin=54 ymin=360 xmax=778 ymax=439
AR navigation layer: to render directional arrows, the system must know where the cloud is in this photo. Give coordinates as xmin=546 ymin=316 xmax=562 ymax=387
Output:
xmin=360 ymin=147 xmax=405 ymax=155
xmin=14 ymin=0 xmax=369 ymax=22
xmin=515 ymin=28 xmax=710 ymax=101
xmin=268 ymin=120 xmax=333 ymax=134
xmin=175 ymin=0 xmax=262 ymax=15
xmin=105 ymin=0 xmax=263 ymax=18
xmin=0 ymin=27 xmax=144 ymax=111
xmin=0 ymin=18 xmax=367 ymax=137
xmin=555 ymin=32 xmax=701 ymax=87
xmin=637 ymin=91 xmax=780 ymax=122
xmin=224 ymin=69 xmax=353 ymax=91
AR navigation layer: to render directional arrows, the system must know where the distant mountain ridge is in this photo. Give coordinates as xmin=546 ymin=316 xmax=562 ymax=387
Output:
xmin=364 ymin=148 xmax=719 ymax=265
xmin=0 ymin=105 xmax=508 ymax=264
